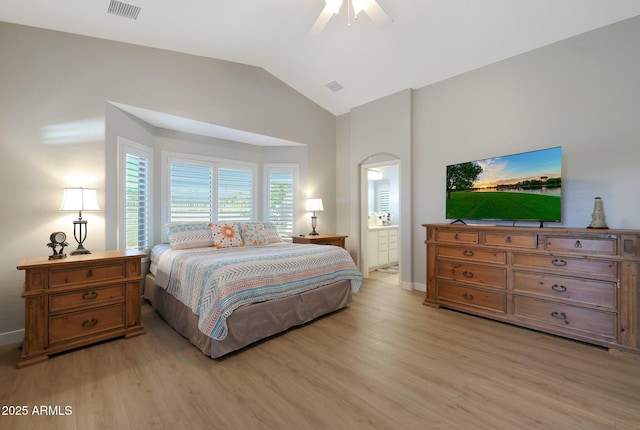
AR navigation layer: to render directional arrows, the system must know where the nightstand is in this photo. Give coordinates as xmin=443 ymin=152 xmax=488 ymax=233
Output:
xmin=17 ymin=250 xmax=146 ymax=368
xmin=292 ymin=234 xmax=348 ymax=249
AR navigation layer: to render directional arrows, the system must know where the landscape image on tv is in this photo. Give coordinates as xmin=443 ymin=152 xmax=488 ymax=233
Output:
xmin=446 ymin=146 xmax=562 ymax=222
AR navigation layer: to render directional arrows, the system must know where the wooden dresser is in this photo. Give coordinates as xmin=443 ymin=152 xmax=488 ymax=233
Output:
xmin=292 ymin=234 xmax=347 ymax=249
xmin=17 ymin=250 xmax=146 ymax=368
xmin=424 ymin=224 xmax=640 ymax=355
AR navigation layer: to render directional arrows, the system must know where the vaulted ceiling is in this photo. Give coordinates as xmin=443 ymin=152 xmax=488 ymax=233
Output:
xmin=2 ymin=0 xmax=640 ymax=116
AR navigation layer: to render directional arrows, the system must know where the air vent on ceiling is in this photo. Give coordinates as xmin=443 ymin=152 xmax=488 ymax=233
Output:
xmin=107 ymin=0 xmax=141 ymax=20
xmin=325 ymin=81 xmax=344 ymax=92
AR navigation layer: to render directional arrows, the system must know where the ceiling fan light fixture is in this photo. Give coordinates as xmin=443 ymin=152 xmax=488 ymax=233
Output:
xmin=352 ymin=0 xmax=372 ymax=16
xmin=312 ymin=0 xmax=391 ymax=34
xmin=325 ymin=0 xmax=343 ymax=15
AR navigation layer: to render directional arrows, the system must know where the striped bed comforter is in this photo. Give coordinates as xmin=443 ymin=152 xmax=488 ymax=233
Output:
xmin=152 ymin=242 xmax=362 ymax=340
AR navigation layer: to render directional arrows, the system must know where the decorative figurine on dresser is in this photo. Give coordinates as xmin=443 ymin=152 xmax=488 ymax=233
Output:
xmin=17 ymin=249 xmax=146 ymax=368
xmin=423 ymin=223 xmax=640 ymax=356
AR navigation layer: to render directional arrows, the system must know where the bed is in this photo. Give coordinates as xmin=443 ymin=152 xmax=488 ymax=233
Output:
xmin=144 ymin=221 xmax=362 ymax=358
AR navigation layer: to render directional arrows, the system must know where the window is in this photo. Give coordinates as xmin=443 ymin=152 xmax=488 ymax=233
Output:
xmin=218 ymin=167 xmax=253 ymax=222
xmin=117 ymin=139 xmax=152 ymax=252
xmin=164 ymin=153 xmax=255 ymax=226
xmin=378 ymin=183 xmax=391 ymax=212
xmin=170 ymin=162 xmax=214 ymax=222
xmin=265 ymin=165 xmax=297 ymax=237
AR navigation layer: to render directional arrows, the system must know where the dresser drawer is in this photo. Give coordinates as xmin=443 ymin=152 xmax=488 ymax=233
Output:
xmin=544 ymin=236 xmax=616 ymax=255
xmin=50 ymin=263 xmax=126 ymax=288
xmin=513 ymin=272 xmax=615 ymax=308
xmin=49 ymin=284 xmax=125 ymax=313
xmin=513 ymin=296 xmax=616 ymax=339
xmin=512 ymin=253 xmax=617 ymax=278
xmin=437 ymin=261 xmax=506 ymax=288
xmin=437 ymin=246 xmax=506 ymax=264
xmin=49 ymin=304 xmax=125 ymax=344
xmin=436 ymin=230 xmax=478 ymax=245
xmin=485 ymin=232 xmax=538 ymax=249
xmin=438 ymin=282 xmax=506 ymax=313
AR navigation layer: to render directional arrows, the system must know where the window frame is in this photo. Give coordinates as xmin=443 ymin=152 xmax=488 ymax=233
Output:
xmin=116 ymin=137 xmax=153 ymax=253
xmin=161 ymin=151 xmax=257 ymax=241
xmin=264 ymin=164 xmax=299 ymax=238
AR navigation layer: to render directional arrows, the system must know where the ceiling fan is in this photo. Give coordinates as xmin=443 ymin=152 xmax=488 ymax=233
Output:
xmin=311 ymin=0 xmax=392 ymax=34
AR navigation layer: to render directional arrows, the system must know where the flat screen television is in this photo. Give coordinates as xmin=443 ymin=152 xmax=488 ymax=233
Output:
xmin=446 ymin=146 xmax=562 ymax=224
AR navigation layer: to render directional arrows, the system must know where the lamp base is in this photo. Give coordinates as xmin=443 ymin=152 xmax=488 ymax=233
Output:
xmin=70 ymin=244 xmax=91 ymax=255
xmin=71 ymin=218 xmax=91 ymax=255
xmin=309 ymin=214 xmax=319 ymax=236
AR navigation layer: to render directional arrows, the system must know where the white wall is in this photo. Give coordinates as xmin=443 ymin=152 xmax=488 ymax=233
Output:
xmin=0 ymin=22 xmax=335 ymax=344
xmin=412 ymin=15 xmax=640 ymax=289
xmin=338 ymin=90 xmax=413 ymax=290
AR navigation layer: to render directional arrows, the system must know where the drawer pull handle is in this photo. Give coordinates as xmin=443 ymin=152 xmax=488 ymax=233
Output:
xmin=551 ymin=311 xmax=567 ymax=320
xmin=551 ymin=284 xmax=567 ymax=293
xmin=86 ymin=269 xmax=94 ymax=278
xmin=463 ymin=250 xmax=474 ymax=257
xmin=463 ymin=293 xmax=474 ymax=300
xmin=454 ymin=233 xmax=459 ymax=240
xmin=506 ymin=236 xmax=512 ymax=243
xmin=462 ymin=271 xmax=474 ymax=278
xmin=551 ymin=259 xmax=567 ymax=267
xmin=82 ymin=291 xmax=98 ymax=300
xmin=82 ymin=318 xmax=98 ymax=328
xmin=574 ymin=240 xmax=582 ymax=249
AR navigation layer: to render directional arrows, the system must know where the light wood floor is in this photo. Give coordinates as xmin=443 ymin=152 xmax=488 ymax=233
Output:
xmin=1 ymin=275 xmax=639 ymax=429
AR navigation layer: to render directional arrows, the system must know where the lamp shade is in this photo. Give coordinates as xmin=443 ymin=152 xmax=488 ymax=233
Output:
xmin=60 ymin=188 xmax=100 ymax=212
xmin=306 ymin=198 xmax=324 ymax=212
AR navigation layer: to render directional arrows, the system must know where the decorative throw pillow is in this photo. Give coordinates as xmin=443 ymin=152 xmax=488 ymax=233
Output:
xmin=210 ymin=223 xmax=244 ymax=249
xmin=262 ymin=222 xmax=283 ymax=243
xmin=165 ymin=222 xmax=214 ymax=250
xmin=241 ymin=223 xmax=269 ymax=246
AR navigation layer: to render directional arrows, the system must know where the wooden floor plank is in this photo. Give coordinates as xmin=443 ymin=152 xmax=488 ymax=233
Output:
xmin=1 ymin=273 xmax=639 ymax=429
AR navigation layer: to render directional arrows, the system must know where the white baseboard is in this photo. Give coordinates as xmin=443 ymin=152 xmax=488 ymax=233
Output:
xmin=0 ymin=329 xmax=24 ymax=347
xmin=400 ymin=281 xmax=426 ymax=292
xmin=412 ymin=282 xmax=426 ymax=292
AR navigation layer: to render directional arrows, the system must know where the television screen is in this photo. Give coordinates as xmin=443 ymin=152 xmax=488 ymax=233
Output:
xmin=446 ymin=146 xmax=562 ymax=223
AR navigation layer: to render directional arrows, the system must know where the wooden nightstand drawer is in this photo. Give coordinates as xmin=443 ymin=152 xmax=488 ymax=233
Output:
xmin=437 ymin=261 xmax=506 ymax=288
xmin=513 ymin=296 xmax=616 ymax=339
xmin=438 ymin=282 xmax=506 ymax=313
xmin=50 ymin=262 xmax=126 ymax=288
xmin=49 ymin=284 xmax=125 ymax=313
xmin=49 ymin=304 xmax=125 ymax=344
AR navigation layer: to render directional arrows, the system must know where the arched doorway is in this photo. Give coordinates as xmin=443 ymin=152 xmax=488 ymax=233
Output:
xmin=360 ymin=153 xmax=401 ymax=285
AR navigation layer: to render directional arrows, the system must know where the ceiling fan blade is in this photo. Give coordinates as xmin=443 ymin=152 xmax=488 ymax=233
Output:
xmin=311 ymin=5 xmax=334 ymax=34
xmin=365 ymin=0 xmax=392 ymax=25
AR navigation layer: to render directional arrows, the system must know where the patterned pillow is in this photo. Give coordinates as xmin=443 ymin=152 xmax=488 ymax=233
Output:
xmin=165 ymin=222 xmax=214 ymax=250
xmin=262 ymin=222 xmax=283 ymax=243
xmin=210 ymin=223 xmax=244 ymax=249
xmin=241 ymin=223 xmax=269 ymax=246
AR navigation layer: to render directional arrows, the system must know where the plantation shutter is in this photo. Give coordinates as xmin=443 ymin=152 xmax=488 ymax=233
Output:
xmin=268 ymin=170 xmax=294 ymax=236
xmin=378 ymin=185 xmax=390 ymax=212
xmin=170 ymin=162 xmax=214 ymax=221
xmin=124 ymin=153 xmax=150 ymax=251
xmin=218 ymin=167 xmax=253 ymax=222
